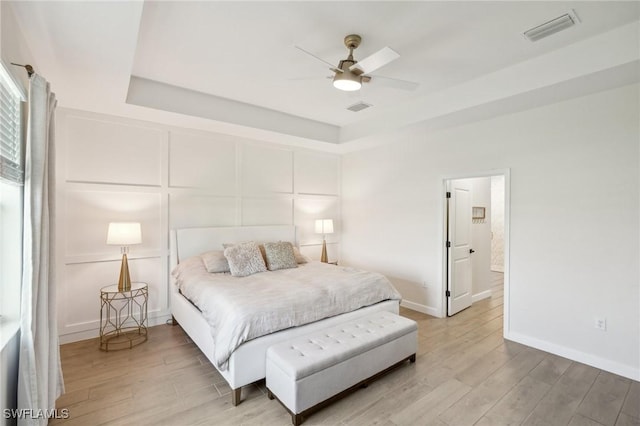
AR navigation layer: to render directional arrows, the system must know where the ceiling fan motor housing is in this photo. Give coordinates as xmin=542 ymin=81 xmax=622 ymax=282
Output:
xmin=338 ymin=59 xmax=357 ymax=71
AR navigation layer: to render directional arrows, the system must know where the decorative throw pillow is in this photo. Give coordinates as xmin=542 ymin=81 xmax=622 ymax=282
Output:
xmin=223 ymin=241 xmax=267 ymax=277
xmin=263 ymin=241 xmax=298 ymax=271
xmin=224 ymin=242 xmax=268 ymax=263
xmin=200 ymin=250 xmax=230 ymax=273
xmin=292 ymin=246 xmax=310 ymax=264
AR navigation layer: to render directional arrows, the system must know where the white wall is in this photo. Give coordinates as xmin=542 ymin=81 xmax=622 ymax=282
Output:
xmin=341 ymin=84 xmax=639 ymax=380
xmin=55 ymin=109 xmax=341 ymax=343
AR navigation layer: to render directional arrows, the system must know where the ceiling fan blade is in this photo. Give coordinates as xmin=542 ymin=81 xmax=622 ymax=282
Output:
xmin=294 ymin=45 xmax=343 ymax=73
xmin=349 ymin=47 xmax=400 ymax=75
xmin=287 ymin=76 xmax=332 ymax=81
xmin=369 ymin=75 xmax=419 ymax=91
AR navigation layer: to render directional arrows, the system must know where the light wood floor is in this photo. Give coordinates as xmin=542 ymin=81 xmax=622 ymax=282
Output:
xmin=53 ymin=273 xmax=639 ymax=425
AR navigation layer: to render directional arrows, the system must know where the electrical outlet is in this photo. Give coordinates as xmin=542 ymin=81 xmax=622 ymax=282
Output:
xmin=595 ymin=317 xmax=607 ymax=331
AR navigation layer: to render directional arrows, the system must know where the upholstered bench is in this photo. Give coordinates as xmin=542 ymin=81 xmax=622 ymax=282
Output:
xmin=265 ymin=311 xmax=417 ymax=425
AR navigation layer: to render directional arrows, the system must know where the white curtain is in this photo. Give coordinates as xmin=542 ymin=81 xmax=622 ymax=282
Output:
xmin=17 ymin=74 xmax=64 ymax=425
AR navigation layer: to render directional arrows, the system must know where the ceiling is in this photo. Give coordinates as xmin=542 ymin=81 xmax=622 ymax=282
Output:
xmin=6 ymin=1 xmax=640 ymax=147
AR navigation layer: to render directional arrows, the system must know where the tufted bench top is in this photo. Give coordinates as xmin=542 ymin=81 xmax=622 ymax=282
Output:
xmin=266 ymin=311 xmax=417 ymax=380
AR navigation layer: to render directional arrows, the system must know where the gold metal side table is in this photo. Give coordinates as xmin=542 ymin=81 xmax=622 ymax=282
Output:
xmin=100 ymin=282 xmax=148 ymax=351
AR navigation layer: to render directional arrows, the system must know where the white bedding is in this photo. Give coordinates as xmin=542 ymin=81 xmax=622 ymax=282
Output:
xmin=173 ymin=258 xmax=402 ymax=369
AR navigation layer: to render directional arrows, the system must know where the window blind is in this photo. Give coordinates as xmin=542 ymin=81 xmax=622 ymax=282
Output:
xmin=0 ymin=64 xmax=24 ymax=184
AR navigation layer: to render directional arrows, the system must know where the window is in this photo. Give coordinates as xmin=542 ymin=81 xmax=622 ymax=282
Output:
xmin=0 ymin=65 xmax=24 ymax=184
xmin=0 ymin=61 xmax=26 ymax=344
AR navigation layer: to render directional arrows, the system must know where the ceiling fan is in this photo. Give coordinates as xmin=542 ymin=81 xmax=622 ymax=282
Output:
xmin=295 ymin=34 xmax=419 ymax=92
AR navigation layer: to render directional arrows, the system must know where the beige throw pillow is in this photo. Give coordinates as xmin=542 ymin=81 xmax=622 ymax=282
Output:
xmin=292 ymin=246 xmax=310 ymax=264
xmin=263 ymin=241 xmax=298 ymax=271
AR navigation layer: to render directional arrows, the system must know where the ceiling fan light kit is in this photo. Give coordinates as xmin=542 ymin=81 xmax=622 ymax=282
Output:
xmin=333 ymin=66 xmax=362 ymax=91
xmin=333 ymin=74 xmax=362 ymax=91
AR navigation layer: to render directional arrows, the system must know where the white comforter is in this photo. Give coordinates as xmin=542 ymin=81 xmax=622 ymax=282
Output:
xmin=173 ymin=258 xmax=402 ymax=369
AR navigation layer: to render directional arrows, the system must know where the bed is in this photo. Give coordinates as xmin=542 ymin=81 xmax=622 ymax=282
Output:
xmin=169 ymin=225 xmax=401 ymax=405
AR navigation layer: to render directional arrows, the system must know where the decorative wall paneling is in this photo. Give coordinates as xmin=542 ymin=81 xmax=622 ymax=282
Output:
xmin=56 ymin=110 xmax=341 ymax=343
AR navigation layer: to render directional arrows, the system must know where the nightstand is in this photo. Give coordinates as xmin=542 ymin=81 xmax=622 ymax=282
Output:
xmin=99 ymin=282 xmax=148 ymax=351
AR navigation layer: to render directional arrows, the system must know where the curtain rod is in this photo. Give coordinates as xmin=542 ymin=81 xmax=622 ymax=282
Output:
xmin=10 ymin=63 xmax=34 ymax=77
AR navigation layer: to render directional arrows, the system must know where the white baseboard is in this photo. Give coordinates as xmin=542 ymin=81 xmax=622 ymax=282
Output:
xmin=506 ymin=331 xmax=640 ymax=381
xmin=472 ymin=290 xmax=492 ymax=303
xmin=58 ymin=314 xmax=173 ymax=345
xmin=400 ymin=300 xmax=441 ymax=318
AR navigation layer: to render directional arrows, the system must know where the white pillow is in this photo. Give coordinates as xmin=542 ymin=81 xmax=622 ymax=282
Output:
xmin=171 ymin=256 xmax=205 ymax=286
xmin=223 ymin=241 xmax=267 ymax=277
xmin=200 ymin=250 xmax=230 ymax=273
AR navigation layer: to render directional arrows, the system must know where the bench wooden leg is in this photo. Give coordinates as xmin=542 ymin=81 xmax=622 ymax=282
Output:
xmin=409 ymin=353 xmax=416 ymax=363
xmin=292 ymin=413 xmax=303 ymax=426
xmin=231 ymin=387 xmax=241 ymax=406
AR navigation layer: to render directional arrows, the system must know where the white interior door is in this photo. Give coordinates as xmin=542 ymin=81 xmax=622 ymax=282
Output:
xmin=447 ymin=179 xmax=473 ymax=316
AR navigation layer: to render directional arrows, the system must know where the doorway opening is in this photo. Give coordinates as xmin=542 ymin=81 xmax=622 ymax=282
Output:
xmin=442 ymin=170 xmax=510 ymax=334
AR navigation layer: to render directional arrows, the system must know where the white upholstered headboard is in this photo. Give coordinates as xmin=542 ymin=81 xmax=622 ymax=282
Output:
xmin=169 ymin=225 xmax=297 ymax=268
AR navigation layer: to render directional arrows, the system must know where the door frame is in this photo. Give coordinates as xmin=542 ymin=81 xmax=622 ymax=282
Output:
xmin=440 ymin=169 xmax=511 ymax=336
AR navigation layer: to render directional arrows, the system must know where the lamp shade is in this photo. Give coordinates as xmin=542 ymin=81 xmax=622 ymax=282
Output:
xmin=333 ymin=72 xmax=362 ymax=91
xmin=107 ymin=222 xmax=142 ymax=245
xmin=315 ymin=219 xmax=334 ymax=234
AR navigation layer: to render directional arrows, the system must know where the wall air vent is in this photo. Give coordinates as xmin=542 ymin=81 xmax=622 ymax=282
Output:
xmin=347 ymin=101 xmax=372 ymax=112
xmin=523 ymin=10 xmax=580 ymax=42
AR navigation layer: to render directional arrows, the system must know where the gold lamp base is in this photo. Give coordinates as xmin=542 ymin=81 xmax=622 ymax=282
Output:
xmin=320 ymin=239 xmax=328 ymax=263
xmin=117 ymin=253 xmax=132 ymax=292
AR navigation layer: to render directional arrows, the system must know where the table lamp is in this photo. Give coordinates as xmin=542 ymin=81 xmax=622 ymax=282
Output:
xmin=107 ymin=222 xmax=142 ymax=291
xmin=315 ymin=219 xmax=334 ymax=263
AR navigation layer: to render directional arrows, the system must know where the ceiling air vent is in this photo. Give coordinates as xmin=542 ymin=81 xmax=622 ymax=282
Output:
xmin=523 ymin=10 xmax=580 ymax=42
xmin=347 ymin=101 xmax=372 ymax=112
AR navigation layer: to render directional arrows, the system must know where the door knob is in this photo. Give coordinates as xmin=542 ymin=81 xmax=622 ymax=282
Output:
xmin=469 ymin=249 xmax=475 ymax=254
